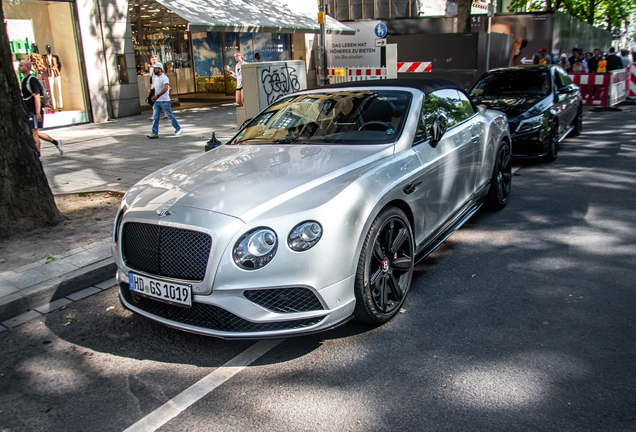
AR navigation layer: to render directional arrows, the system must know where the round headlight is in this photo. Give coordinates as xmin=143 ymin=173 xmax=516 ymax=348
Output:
xmin=288 ymin=221 xmax=322 ymax=251
xmin=233 ymin=228 xmax=278 ymax=269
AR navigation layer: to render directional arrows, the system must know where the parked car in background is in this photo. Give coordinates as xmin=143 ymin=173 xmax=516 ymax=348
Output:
xmin=469 ymin=65 xmax=583 ymax=162
xmin=112 ymin=79 xmax=511 ymax=339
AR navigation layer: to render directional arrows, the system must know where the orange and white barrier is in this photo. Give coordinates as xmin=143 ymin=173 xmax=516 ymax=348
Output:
xmin=397 ymin=62 xmax=432 ymax=73
xmin=347 ymin=67 xmax=387 ymax=81
xmin=569 ymin=69 xmax=629 ymax=107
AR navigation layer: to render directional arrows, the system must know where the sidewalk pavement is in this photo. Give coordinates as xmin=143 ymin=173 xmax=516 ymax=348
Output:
xmin=0 ymin=101 xmax=240 ymax=328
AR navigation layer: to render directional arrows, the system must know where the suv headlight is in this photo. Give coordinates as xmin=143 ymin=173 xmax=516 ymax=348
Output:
xmin=288 ymin=221 xmax=322 ymax=251
xmin=516 ymin=115 xmax=543 ymax=133
xmin=233 ymin=228 xmax=278 ymax=269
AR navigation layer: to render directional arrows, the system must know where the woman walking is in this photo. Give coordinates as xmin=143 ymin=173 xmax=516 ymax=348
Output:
xmin=228 ymin=51 xmax=245 ymax=107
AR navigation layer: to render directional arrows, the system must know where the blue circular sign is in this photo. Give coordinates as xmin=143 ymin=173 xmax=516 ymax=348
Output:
xmin=375 ymin=23 xmax=387 ymax=38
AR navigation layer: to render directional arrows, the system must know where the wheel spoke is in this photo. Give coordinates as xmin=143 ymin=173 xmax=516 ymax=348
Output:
xmin=392 ymin=256 xmax=412 ymax=271
xmin=384 ymin=220 xmax=394 ymax=252
xmin=370 ymin=267 xmax=383 ymax=285
xmin=390 ymin=228 xmax=407 ymax=255
xmin=379 ymin=277 xmax=387 ymax=312
xmin=501 ymin=152 xmax=511 ymax=170
xmin=389 ymin=274 xmax=403 ymax=300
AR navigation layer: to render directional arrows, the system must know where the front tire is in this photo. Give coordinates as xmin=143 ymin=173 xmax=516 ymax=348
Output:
xmin=545 ymin=121 xmax=559 ymax=162
xmin=354 ymin=207 xmax=414 ymax=324
xmin=486 ymin=140 xmax=512 ymax=210
xmin=570 ymin=108 xmax=583 ymax=137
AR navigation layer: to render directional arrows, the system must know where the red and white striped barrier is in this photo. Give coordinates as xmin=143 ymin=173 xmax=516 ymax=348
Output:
xmin=347 ymin=67 xmax=387 ymax=81
xmin=628 ymin=64 xmax=636 ymax=99
xmin=397 ymin=62 xmax=432 ymax=73
xmin=568 ymin=69 xmax=629 ymax=107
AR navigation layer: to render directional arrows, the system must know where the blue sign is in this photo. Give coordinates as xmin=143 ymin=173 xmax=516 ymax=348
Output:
xmin=375 ymin=23 xmax=387 ymax=38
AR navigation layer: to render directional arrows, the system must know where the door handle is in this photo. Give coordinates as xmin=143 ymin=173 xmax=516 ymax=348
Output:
xmin=403 ymin=181 xmax=422 ymax=195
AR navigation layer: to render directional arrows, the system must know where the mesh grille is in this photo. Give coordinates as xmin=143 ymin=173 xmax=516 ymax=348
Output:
xmin=122 ymin=222 xmax=212 ymax=281
xmin=121 ymin=284 xmax=325 ymax=333
xmin=244 ymin=288 xmax=324 ymax=313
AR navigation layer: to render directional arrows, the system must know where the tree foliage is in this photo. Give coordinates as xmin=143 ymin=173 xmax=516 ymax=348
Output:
xmin=507 ymin=0 xmax=635 ymax=30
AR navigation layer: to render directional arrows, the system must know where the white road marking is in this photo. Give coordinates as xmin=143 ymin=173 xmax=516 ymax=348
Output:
xmin=124 ymin=339 xmax=283 ymax=432
xmin=512 ymin=164 xmax=522 ymax=174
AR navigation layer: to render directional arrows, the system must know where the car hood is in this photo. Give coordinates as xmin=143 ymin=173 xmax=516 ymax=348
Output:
xmin=125 ymin=144 xmax=392 ymax=221
xmin=473 ymin=95 xmax=549 ymax=123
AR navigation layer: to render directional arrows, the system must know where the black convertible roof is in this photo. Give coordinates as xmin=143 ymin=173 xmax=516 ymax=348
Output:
xmin=322 ymin=78 xmax=466 ymax=94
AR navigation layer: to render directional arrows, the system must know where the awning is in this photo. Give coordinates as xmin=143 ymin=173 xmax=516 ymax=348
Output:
xmin=153 ymin=0 xmax=356 ymax=35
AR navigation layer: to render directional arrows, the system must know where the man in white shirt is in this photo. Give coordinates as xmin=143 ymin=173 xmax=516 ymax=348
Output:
xmin=147 ymin=62 xmax=182 ymax=139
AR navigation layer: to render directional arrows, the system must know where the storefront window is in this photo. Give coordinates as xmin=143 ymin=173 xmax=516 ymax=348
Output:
xmin=4 ymin=0 xmax=91 ymax=127
xmin=192 ymin=32 xmax=225 ymax=93
xmin=130 ymin=0 xmax=192 ymax=103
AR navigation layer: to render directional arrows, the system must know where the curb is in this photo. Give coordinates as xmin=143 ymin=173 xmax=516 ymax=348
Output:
xmin=0 ymin=257 xmax=116 ymax=324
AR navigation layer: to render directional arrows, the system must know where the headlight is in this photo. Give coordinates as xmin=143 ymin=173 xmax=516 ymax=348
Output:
xmin=113 ymin=205 xmax=127 ymax=243
xmin=516 ymin=115 xmax=543 ymax=133
xmin=288 ymin=221 xmax=322 ymax=251
xmin=233 ymin=228 xmax=278 ymax=269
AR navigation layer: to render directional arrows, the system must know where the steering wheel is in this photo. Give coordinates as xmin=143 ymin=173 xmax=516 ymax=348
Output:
xmin=358 ymin=120 xmax=393 ymax=131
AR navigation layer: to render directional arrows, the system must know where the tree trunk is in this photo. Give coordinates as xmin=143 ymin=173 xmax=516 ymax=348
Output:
xmin=457 ymin=0 xmax=472 ymax=33
xmin=0 ymin=2 xmax=63 ymax=239
xmin=587 ymin=0 xmax=596 ymax=24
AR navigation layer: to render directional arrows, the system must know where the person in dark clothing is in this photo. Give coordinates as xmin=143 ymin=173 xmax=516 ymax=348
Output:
xmin=19 ymin=60 xmax=63 ymax=161
xmin=605 ymin=47 xmax=623 ymax=71
xmin=587 ymin=49 xmax=601 ymax=73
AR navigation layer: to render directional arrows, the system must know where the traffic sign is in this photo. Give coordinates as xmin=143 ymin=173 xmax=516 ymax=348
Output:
xmin=375 ymin=38 xmax=386 ymax=47
xmin=374 ymin=23 xmax=387 ymax=38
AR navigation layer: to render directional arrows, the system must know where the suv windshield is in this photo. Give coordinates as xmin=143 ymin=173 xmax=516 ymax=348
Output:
xmin=471 ymin=70 xmax=551 ymax=98
xmin=230 ymin=90 xmax=413 ymax=145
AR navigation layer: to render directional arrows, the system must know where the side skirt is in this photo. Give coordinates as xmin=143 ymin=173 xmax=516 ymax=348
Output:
xmin=414 ymin=186 xmax=487 ymax=265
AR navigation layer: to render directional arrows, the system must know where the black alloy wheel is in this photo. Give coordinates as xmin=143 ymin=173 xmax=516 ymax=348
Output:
xmin=545 ymin=121 xmax=559 ymax=162
xmin=354 ymin=207 xmax=414 ymax=324
xmin=486 ymin=140 xmax=512 ymax=210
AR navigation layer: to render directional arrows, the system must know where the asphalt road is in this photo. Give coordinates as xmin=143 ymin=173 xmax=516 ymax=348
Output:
xmin=1 ymin=104 xmax=635 ymax=432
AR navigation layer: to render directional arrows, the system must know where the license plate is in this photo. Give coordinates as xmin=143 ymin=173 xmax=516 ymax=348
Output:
xmin=128 ymin=273 xmax=192 ymax=307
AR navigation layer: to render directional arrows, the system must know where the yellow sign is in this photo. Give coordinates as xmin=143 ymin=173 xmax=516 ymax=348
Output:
xmin=318 ymin=12 xmax=325 ymax=24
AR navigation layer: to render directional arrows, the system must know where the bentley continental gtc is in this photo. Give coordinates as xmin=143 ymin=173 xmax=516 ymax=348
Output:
xmin=112 ymin=79 xmax=512 ymax=339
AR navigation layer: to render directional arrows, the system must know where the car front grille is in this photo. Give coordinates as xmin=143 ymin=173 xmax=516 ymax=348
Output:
xmin=122 ymin=222 xmax=212 ymax=281
xmin=120 ymin=284 xmax=325 ymax=333
xmin=244 ymin=287 xmax=324 ymax=313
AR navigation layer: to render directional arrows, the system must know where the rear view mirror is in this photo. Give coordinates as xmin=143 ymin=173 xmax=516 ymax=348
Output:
xmin=429 ymin=113 xmax=448 ymax=148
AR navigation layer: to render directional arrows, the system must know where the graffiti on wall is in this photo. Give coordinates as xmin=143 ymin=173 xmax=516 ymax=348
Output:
xmin=261 ymin=63 xmax=301 ymax=105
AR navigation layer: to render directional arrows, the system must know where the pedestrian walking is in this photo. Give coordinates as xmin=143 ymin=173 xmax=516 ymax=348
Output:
xmin=147 ymin=55 xmax=167 ymax=120
xmin=228 ymin=51 xmax=245 ymax=107
xmin=19 ymin=60 xmax=63 ymax=161
xmin=147 ymin=62 xmax=182 ymax=139
xmin=605 ymin=47 xmax=623 ymax=71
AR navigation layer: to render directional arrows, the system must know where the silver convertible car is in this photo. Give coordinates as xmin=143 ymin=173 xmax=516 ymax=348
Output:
xmin=112 ymin=79 xmax=511 ymax=339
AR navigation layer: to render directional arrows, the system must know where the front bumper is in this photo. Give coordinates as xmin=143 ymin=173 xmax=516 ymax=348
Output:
xmin=511 ymin=128 xmax=548 ymax=159
xmin=117 ymin=272 xmax=357 ymax=339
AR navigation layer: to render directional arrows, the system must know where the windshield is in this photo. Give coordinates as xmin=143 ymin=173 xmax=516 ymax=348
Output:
xmin=471 ymin=70 xmax=551 ymax=98
xmin=230 ymin=90 xmax=413 ymax=145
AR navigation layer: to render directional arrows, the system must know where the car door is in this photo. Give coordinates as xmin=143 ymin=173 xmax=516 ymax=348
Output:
xmin=553 ymin=68 xmax=577 ymax=136
xmin=410 ymin=89 xmax=480 ymax=242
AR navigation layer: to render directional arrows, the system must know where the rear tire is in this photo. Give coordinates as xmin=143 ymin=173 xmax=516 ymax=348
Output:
xmin=486 ymin=140 xmax=512 ymax=210
xmin=354 ymin=207 xmax=414 ymax=324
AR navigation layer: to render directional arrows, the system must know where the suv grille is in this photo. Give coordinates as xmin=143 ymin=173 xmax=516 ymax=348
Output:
xmin=121 ymin=285 xmax=325 ymax=333
xmin=122 ymin=222 xmax=212 ymax=281
xmin=244 ymin=288 xmax=324 ymax=313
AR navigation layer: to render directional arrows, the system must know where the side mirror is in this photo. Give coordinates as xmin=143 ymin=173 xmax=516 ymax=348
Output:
xmin=240 ymin=118 xmax=253 ymax=130
xmin=429 ymin=113 xmax=448 ymax=148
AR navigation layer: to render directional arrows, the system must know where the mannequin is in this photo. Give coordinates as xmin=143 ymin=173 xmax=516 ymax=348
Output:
xmin=28 ymin=44 xmax=53 ymax=113
xmin=45 ymin=44 xmax=63 ymax=112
